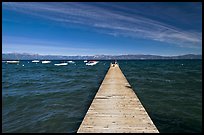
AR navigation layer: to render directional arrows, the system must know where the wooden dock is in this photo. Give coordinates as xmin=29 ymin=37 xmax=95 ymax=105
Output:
xmin=77 ymin=63 xmax=159 ymax=133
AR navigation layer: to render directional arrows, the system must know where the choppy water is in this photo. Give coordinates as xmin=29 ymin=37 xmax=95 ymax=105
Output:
xmin=2 ymin=60 xmax=202 ymax=133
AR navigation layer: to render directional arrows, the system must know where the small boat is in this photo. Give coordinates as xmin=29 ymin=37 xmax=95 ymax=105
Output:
xmin=67 ymin=61 xmax=75 ymax=64
xmin=54 ymin=63 xmax=68 ymax=66
xmin=86 ymin=61 xmax=99 ymax=66
xmin=84 ymin=60 xmax=88 ymax=63
xmin=42 ymin=60 xmax=51 ymax=64
xmin=32 ymin=60 xmax=40 ymax=63
xmin=6 ymin=60 xmax=20 ymax=64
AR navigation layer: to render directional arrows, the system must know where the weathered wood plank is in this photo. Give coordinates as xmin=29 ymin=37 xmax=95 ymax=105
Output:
xmin=77 ymin=63 xmax=159 ymax=133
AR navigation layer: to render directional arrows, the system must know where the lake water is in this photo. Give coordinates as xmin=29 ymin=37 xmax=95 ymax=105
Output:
xmin=2 ymin=60 xmax=202 ymax=133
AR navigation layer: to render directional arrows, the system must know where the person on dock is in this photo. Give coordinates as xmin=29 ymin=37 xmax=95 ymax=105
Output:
xmin=115 ymin=60 xmax=117 ymax=64
xmin=111 ymin=60 xmax=117 ymax=67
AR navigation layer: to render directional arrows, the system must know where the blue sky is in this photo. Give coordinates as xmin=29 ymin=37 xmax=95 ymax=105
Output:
xmin=2 ymin=2 xmax=202 ymax=56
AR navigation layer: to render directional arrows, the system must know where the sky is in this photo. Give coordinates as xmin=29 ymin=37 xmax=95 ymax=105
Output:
xmin=2 ymin=2 xmax=202 ymax=56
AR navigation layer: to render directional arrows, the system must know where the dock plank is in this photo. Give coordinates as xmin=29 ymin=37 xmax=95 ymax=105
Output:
xmin=77 ymin=63 xmax=159 ymax=133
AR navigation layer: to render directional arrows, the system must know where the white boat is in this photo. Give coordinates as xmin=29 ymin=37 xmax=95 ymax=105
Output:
xmin=84 ymin=60 xmax=88 ymax=63
xmin=42 ymin=60 xmax=51 ymax=64
xmin=6 ymin=60 xmax=20 ymax=64
xmin=67 ymin=61 xmax=75 ymax=64
xmin=54 ymin=63 xmax=68 ymax=66
xmin=86 ymin=61 xmax=99 ymax=66
xmin=32 ymin=60 xmax=40 ymax=63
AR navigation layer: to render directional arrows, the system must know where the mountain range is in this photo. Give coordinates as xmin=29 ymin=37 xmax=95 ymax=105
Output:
xmin=2 ymin=53 xmax=202 ymax=60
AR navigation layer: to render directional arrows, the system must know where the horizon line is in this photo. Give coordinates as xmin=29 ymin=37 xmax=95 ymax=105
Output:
xmin=2 ymin=52 xmax=202 ymax=57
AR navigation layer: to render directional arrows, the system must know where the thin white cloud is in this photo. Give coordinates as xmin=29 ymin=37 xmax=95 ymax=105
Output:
xmin=3 ymin=2 xmax=202 ymax=48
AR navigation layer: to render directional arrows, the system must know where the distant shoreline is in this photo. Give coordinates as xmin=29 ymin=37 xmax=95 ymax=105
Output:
xmin=2 ymin=59 xmax=202 ymax=61
xmin=2 ymin=53 xmax=202 ymax=60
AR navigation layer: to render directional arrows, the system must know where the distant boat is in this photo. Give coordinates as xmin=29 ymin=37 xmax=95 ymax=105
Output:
xmin=32 ymin=60 xmax=40 ymax=63
xmin=86 ymin=61 xmax=99 ymax=66
xmin=54 ymin=63 xmax=68 ymax=66
xmin=42 ymin=60 xmax=51 ymax=64
xmin=84 ymin=60 xmax=88 ymax=63
xmin=67 ymin=61 xmax=75 ymax=64
xmin=6 ymin=60 xmax=19 ymax=64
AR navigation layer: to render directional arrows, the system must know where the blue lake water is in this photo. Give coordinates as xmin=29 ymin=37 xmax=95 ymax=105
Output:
xmin=2 ymin=60 xmax=202 ymax=133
